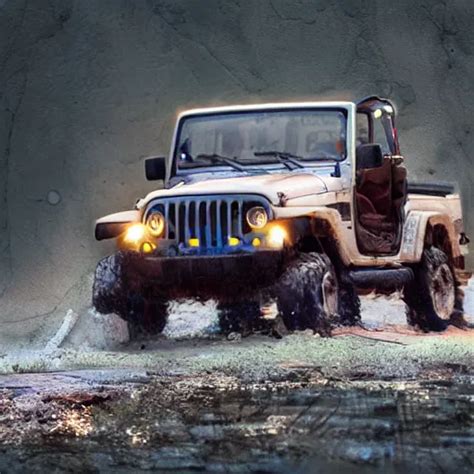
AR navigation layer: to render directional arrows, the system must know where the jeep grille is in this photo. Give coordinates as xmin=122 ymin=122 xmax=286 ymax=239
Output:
xmin=145 ymin=195 xmax=272 ymax=248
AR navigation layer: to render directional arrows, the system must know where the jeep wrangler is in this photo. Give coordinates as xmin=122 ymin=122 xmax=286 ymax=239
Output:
xmin=93 ymin=96 xmax=469 ymax=335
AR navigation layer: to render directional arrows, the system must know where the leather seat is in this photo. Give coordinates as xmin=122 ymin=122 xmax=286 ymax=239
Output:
xmin=355 ymin=156 xmax=406 ymax=254
xmin=356 ymin=158 xmax=394 ymax=229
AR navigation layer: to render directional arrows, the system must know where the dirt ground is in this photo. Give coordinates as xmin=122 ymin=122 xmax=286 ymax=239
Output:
xmin=0 ymin=295 xmax=473 ymax=473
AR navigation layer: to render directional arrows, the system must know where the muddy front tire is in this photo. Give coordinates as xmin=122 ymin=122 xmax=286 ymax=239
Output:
xmin=270 ymin=252 xmax=340 ymax=336
xmin=404 ymin=247 xmax=465 ymax=331
xmin=93 ymin=252 xmax=128 ymax=317
xmin=93 ymin=252 xmax=168 ymax=333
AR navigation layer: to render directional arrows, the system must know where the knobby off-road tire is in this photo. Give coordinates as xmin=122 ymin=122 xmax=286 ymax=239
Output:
xmin=93 ymin=252 xmax=168 ymax=334
xmin=319 ymin=241 xmax=361 ymax=326
xmin=404 ymin=246 xmax=465 ymax=331
xmin=93 ymin=252 xmax=128 ymax=316
xmin=218 ymin=253 xmax=354 ymax=338
xmin=271 ymin=252 xmax=342 ymax=336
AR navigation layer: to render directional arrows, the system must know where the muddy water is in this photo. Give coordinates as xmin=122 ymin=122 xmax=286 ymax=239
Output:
xmin=1 ymin=375 xmax=473 ymax=473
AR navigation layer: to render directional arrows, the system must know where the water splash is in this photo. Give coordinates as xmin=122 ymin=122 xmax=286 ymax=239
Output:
xmin=163 ymin=299 xmax=220 ymax=339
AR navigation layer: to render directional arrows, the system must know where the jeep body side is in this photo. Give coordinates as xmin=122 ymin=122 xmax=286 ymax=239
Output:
xmin=93 ymin=97 xmax=469 ymax=334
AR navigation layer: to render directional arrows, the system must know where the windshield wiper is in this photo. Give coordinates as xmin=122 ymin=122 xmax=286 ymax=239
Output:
xmin=255 ymin=151 xmax=338 ymax=168
xmin=254 ymin=151 xmax=304 ymax=170
xmin=195 ymin=153 xmax=269 ymax=174
xmin=195 ymin=154 xmax=247 ymax=172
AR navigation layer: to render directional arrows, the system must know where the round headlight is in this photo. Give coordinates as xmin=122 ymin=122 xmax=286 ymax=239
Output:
xmin=147 ymin=212 xmax=165 ymax=237
xmin=246 ymin=206 xmax=268 ymax=229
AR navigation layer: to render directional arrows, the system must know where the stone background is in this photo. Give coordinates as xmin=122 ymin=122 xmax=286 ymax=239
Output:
xmin=1 ymin=0 xmax=473 ymax=341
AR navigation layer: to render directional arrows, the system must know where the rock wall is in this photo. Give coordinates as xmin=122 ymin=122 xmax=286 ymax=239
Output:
xmin=1 ymin=0 xmax=473 ymax=340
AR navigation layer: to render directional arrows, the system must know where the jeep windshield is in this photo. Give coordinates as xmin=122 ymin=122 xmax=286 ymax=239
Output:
xmin=175 ymin=109 xmax=347 ymax=171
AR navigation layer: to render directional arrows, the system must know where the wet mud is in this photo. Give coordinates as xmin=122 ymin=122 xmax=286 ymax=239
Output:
xmin=0 ymin=368 xmax=473 ymax=473
xmin=1 ymin=294 xmax=473 ymax=473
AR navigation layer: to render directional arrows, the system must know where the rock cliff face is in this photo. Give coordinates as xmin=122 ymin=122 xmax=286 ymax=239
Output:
xmin=1 ymin=0 xmax=473 ymax=338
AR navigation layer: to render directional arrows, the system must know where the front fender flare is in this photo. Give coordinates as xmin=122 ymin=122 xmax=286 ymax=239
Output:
xmin=95 ymin=210 xmax=141 ymax=241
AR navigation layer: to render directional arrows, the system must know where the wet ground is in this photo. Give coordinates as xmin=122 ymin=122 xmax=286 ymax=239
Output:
xmin=1 ymin=369 xmax=473 ymax=473
xmin=0 ymin=295 xmax=473 ymax=473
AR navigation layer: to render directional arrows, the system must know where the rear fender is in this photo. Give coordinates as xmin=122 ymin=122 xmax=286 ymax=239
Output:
xmin=399 ymin=211 xmax=462 ymax=266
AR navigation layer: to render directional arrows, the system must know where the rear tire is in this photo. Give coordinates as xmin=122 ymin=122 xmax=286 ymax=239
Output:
xmin=404 ymin=247 xmax=465 ymax=331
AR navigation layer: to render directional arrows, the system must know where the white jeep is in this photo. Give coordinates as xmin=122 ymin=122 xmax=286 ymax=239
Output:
xmin=93 ymin=96 xmax=469 ymax=335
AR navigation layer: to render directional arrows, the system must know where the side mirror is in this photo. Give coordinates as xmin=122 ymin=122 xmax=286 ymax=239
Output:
xmin=145 ymin=156 xmax=166 ymax=181
xmin=356 ymin=144 xmax=383 ymax=170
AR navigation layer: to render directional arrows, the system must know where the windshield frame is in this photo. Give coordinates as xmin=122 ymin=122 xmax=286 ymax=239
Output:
xmin=170 ymin=105 xmax=350 ymax=178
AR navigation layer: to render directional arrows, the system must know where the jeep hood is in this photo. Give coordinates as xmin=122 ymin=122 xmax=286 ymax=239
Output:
xmin=140 ymin=172 xmax=343 ymax=208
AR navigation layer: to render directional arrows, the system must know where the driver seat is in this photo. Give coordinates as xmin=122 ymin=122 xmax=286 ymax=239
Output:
xmin=355 ymin=149 xmax=406 ymax=254
xmin=356 ymin=157 xmax=394 ymax=231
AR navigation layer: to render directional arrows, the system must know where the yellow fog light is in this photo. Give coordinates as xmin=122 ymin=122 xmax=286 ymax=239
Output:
xmin=228 ymin=236 xmax=240 ymax=246
xmin=124 ymin=223 xmax=146 ymax=244
xmin=189 ymin=238 xmax=200 ymax=247
xmin=252 ymin=237 xmax=261 ymax=247
xmin=141 ymin=242 xmax=155 ymax=253
xmin=268 ymin=226 xmax=286 ymax=248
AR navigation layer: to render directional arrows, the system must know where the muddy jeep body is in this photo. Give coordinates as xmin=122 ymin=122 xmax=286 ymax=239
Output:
xmin=94 ymin=97 xmax=469 ymax=333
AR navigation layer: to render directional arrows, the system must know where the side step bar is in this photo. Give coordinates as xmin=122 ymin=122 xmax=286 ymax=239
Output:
xmin=349 ymin=267 xmax=414 ymax=292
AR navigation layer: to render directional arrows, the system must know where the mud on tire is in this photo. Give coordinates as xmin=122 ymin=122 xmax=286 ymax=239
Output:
xmin=93 ymin=252 xmax=128 ymax=317
xmin=404 ymin=246 xmax=465 ymax=331
xmin=93 ymin=252 xmax=168 ymax=334
xmin=269 ymin=252 xmax=340 ymax=336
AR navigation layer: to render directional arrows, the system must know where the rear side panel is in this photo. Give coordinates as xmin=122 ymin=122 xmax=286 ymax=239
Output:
xmin=272 ymin=192 xmax=465 ymax=268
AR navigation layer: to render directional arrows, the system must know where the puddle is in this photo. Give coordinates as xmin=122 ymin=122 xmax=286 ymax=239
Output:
xmin=1 ymin=376 xmax=472 ymax=473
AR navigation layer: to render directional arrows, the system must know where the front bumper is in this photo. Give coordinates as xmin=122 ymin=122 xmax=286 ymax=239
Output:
xmin=122 ymin=249 xmax=286 ymax=300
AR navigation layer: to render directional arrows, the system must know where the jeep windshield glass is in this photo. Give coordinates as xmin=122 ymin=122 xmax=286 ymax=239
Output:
xmin=175 ymin=109 xmax=347 ymax=170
